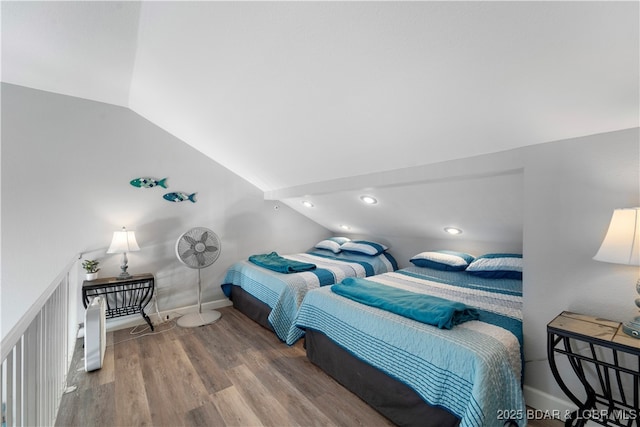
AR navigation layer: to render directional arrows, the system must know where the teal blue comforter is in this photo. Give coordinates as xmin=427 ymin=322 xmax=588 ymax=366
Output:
xmin=248 ymin=251 xmax=316 ymax=274
xmin=332 ymin=277 xmax=479 ymax=329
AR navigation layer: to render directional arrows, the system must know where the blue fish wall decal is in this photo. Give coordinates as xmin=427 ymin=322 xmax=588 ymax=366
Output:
xmin=163 ymin=192 xmax=197 ymax=203
xmin=130 ymin=177 xmax=168 ymax=189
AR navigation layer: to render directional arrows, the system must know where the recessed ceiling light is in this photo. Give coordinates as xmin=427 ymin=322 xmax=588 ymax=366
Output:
xmin=302 ymin=200 xmax=314 ymax=208
xmin=444 ymin=227 xmax=462 ymax=235
xmin=340 ymin=224 xmax=351 ymax=230
xmin=360 ymin=195 xmax=377 ymax=205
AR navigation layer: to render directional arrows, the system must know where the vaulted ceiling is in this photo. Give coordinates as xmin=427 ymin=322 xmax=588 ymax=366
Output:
xmin=3 ymin=1 xmax=638 ymax=243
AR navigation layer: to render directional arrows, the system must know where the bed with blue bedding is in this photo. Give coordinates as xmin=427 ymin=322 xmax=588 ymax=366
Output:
xmin=294 ymin=265 xmax=524 ymax=427
xmin=221 ymin=246 xmax=398 ymax=344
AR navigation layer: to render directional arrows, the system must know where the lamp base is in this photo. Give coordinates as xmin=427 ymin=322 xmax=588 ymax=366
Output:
xmin=177 ymin=310 xmax=222 ymax=328
xmin=116 ymin=252 xmax=132 ymax=280
xmin=116 ymin=271 xmax=132 ymax=280
xmin=622 ymin=316 xmax=640 ymax=339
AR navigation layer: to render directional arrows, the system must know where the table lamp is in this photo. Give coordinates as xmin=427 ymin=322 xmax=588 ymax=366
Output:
xmin=107 ymin=226 xmax=140 ymax=279
xmin=593 ymin=207 xmax=640 ymax=338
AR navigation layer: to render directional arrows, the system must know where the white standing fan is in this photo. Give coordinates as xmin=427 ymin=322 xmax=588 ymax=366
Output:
xmin=175 ymin=227 xmax=222 ymax=327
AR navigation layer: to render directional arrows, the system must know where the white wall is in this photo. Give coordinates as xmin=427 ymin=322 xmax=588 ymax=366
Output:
xmin=521 ymin=128 xmax=640 ymax=409
xmin=1 ymin=83 xmax=330 ymax=340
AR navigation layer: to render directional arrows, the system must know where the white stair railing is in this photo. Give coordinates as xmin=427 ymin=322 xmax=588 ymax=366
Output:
xmin=1 ymin=256 xmax=80 ymax=426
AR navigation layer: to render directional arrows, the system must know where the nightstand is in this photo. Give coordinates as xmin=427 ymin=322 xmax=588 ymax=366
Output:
xmin=82 ymin=273 xmax=155 ymax=331
xmin=547 ymin=311 xmax=640 ymax=426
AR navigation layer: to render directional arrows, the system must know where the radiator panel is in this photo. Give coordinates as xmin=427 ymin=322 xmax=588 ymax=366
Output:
xmin=84 ymin=296 xmax=106 ymax=372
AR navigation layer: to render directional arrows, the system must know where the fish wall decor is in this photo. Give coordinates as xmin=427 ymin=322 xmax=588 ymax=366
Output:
xmin=163 ymin=192 xmax=197 ymax=203
xmin=130 ymin=177 xmax=168 ymax=189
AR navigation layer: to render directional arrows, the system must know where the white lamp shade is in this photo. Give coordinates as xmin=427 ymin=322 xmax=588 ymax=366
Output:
xmin=593 ymin=208 xmax=640 ymax=266
xmin=106 ymin=227 xmax=140 ymax=254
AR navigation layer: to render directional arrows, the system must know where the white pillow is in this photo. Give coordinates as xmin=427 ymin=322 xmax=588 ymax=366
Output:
xmin=340 ymin=240 xmax=388 ymax=256
xmin=410 ymin=250 xmax=474 ymax=271
xmin=466 ymin=253 xmax=523 ymax=279
xmin=314 ymin=239 xmax=342 ymax=254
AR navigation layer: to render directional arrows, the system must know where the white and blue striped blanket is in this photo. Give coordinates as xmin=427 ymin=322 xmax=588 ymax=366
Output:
xmin=295 ymin=266 xmax=524 ymax=427
xmin=221 ymin=249 xmax=398 ymax=344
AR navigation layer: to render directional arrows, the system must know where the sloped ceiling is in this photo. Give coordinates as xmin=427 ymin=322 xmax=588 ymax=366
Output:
xmin=2 ymin=1 xmax=638 ymax=243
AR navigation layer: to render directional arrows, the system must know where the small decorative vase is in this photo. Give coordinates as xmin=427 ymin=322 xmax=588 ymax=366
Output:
xmin=85 ymin=272 xmax=98 ymax=281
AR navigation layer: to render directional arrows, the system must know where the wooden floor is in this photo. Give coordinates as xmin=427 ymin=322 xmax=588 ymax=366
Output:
xmin=57 ymin=306 xmax=562 ymax=427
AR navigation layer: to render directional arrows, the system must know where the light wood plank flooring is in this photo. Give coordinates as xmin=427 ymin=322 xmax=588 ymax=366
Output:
xmin=56 ymin=306 xmax=561 ymax=427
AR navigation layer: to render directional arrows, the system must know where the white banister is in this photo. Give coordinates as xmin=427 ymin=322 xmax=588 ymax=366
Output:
xmin=1 ymin=254 xmax=80 ymax=426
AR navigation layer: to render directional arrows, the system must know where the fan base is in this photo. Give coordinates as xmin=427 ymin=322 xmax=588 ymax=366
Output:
xmin=177 ymin=310 xmax=222 ymax=328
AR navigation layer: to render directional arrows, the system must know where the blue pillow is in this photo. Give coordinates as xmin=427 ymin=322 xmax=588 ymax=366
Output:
xmin=314 ymin=239 xmax=342 ymax=254
xmin=410 ymin=250 xmax=475 ymax=271
xmin=340 ymin=240 xmax=388 ymax=256
xmin=466 ymin=253 xmax=523 ymax=279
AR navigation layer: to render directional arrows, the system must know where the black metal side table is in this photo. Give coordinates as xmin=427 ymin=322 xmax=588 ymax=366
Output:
xmin=547 ymin=311 xmax=640 ymax=427
xmin=82 ymin=273 xmax=155 ymax=331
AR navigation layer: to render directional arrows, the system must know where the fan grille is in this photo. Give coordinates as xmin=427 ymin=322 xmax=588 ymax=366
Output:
xmin=176 ymin=227 xmax=221 ymax=269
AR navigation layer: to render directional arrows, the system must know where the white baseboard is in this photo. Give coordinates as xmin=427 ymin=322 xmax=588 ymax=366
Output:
xmin=77 ymin=298 xmax=232 ymax=338
xmin=524 ymin=385 xmax=576 ymax=421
